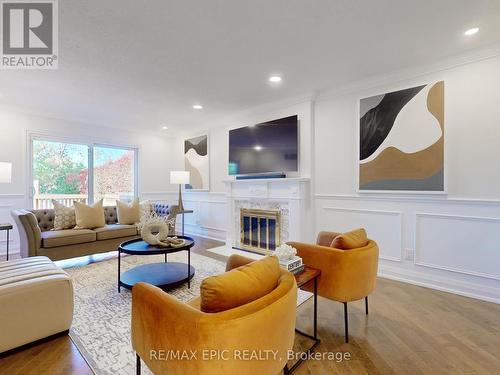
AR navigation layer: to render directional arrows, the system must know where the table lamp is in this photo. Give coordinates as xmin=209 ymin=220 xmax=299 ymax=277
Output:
xmin=170 ymin=171 xmax=190 ymax=212
xmin=0 ymin=162 xmax=12 ymax=183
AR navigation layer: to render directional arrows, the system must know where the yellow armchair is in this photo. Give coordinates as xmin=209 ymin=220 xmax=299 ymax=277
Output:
xmin=288 ymin=230 xmax=379 ymax=343
xmin=131 ymin=255 xmax=297 ymax=375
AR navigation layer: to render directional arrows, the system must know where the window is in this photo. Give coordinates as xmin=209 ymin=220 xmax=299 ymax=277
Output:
xmin=31 ymin=138 xmax=137 ymax=209
xmin=93 ymin=146 xmax=136 ymax=206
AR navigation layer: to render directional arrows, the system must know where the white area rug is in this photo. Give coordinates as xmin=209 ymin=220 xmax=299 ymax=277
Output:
xmin=66 ymin=251 xmax=311 ymax=375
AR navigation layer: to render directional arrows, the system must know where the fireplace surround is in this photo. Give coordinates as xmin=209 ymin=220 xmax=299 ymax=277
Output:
xmin=224 ymin=177 xmax=312 ymax=254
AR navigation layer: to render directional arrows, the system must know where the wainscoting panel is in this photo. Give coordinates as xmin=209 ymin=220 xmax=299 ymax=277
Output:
xmin=314 ymin=194 xmax=500 ymax=304
xmin=415 ymin=213 xmax=500 ymax=280
xmin=182 ymin=192 xmax=228 ymax=240
xmin=321 ymin=206 xmax=402 ymax=261
xmin=0 ymin=194 xmax=27 ymax=258
xmin=141 ymin=191 xmax=228 ymax=241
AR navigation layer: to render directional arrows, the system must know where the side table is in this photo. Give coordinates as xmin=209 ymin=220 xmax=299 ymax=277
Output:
xmin=285 ymin=266 xmax=321 ymax=374
xmin=1 ymin=223 xmax=13 ymax=261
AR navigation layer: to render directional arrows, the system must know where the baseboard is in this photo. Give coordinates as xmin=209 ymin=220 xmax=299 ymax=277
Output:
xmin=0 ymin=247 xmax=19 ymax=255
xmin=378 ymin=263 xmax=500 ymax=305
xmin=180 ymin=230 xmax=226 ymax=243
xmin=180 ymin=225 xmax=226 ymax=242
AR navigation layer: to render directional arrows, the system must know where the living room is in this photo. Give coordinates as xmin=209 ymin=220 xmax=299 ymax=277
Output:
xmin=1 ymin=1 xmax=500 ymax=374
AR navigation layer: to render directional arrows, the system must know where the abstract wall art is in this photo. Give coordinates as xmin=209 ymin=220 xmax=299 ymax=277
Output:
xmin=184 ymin=134 xmax=209 ymax=190
xmin=359 ymin=81 xmax=444 ymax=192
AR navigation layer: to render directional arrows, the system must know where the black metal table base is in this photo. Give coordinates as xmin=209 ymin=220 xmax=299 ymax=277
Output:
xmin=284 ymin=277 xmax=320 ymax=374
xmin=118 ymin=247 xmax=193 ymax=293
xmin=1 ymin=224 xmax=12 ymax=261
xmin=119 ymin=262 xmax=195 ymax=292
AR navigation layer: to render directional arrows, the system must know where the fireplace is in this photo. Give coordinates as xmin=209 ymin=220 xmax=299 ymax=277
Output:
xmin=240 ymin=208 xmax=281 ymax=254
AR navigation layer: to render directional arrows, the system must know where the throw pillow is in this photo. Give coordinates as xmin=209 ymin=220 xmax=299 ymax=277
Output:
xmin=136 ymin=200 xmax=154 ymax=230
xmin=200 ymin=256 xmax=281 ymax=313
xmin=116 ymin=198 xmax=140 ymax=225
xmin=74 ymin=199 xmax=106 ymax=229
xmin=139 ymin=200 xmax=152 ymax=217
xmin=52 ymin=200 xmax=76 ymax=230
xmin=331 ymin=228 xmax=368 ymax=250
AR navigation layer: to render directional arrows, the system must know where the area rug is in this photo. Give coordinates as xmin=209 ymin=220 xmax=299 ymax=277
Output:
xmin=66 ymin=252 xmax=312 ymax=375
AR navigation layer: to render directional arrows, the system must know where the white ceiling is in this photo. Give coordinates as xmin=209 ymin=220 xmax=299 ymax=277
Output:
xmin=1 ymin=0 xmax=500 ymax=132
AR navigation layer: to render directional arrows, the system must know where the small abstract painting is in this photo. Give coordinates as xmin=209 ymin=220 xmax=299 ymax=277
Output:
xmin=184 ymin=134 xmax=209 ymax=190
xmin=359 ymin=81 xmax=444 ymax=192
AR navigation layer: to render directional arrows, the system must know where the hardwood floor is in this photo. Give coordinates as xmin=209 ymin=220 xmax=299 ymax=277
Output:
xmin=2 ymin=236 xmax=500 ymax=375
xmin=293 ymin=280 xmax=500 ymax=375
xmin=0 ymin=335 xmax=92 ymax=375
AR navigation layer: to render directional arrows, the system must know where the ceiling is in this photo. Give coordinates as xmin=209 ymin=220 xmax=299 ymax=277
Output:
xmin=1 ymin=0 xmax=500 ymax=132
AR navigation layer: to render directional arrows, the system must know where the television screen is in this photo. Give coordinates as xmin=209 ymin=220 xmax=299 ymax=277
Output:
xmin=229 ymin=115 xmax=298 ymax=175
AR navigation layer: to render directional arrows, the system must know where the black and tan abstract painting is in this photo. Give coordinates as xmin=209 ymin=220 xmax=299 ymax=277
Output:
xmin=184 ymin=135 xmax=209 ymax=190
xmin=359 ymin=81 xmax=444 ymax=191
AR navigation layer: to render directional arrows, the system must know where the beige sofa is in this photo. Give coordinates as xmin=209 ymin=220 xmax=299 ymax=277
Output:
xmin=0 ymin=256 xmax=73 ymax=354
xmin=11 ymin=205 xmax=178 ymax=261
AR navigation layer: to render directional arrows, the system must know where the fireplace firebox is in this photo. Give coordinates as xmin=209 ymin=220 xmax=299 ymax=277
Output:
xmin=240 ymin=208 xmax=281 ymax=254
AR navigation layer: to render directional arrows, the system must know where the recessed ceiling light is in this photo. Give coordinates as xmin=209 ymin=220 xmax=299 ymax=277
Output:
xmin=193 ymin=104 xmax=203 ymax=109
xmin=161 ymin=126 xmax=168 ymax=130
xmin=464 ymin=27 xmax=479 ymax=36
xmin=269 ymin=76 xmax=282 ymax=83
xmin=254 ymin=145 xmax=262 ymax=151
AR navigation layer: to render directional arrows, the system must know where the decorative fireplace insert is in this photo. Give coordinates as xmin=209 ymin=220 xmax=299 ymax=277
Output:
xmin=240 ymin=208 xmax=281 ymax=254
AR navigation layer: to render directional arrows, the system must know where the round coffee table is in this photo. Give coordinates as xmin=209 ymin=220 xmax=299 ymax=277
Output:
xmin=117 ymin=236 xmax=195 ymax=292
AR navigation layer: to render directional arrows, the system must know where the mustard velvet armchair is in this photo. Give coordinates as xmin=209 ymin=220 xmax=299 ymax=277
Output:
xmin=288 ymin=231 xmax=379 ymax=343
xmin=131 ymin=254 xmax=298 ymax=375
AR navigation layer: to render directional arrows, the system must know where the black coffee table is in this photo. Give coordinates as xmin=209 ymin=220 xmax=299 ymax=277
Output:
xmin=118 ymin=236 xmax=195 ymax=292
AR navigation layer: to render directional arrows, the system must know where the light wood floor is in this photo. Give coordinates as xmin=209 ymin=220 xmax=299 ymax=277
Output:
xmin=2 ymin=236 xmax=500 ymax=375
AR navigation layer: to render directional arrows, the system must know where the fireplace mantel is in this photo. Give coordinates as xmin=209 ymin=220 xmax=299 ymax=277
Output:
xmin=223 ymin=177 xmax=311 ymax=201
xmin=223 ymin=177 xmax=312 ymax=250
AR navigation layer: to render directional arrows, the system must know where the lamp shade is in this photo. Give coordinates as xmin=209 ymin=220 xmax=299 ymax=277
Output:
xmin=170 ymin=171 xmax=190 ymax=184
xmin=0 ymin=162 xmax=12 ymax=183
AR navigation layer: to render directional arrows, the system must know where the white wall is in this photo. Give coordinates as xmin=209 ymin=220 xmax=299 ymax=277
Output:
xmin=314 ymin=54 xmax=500 ymax=303
xmin=0 ymin=107 xmax=175 ymax=256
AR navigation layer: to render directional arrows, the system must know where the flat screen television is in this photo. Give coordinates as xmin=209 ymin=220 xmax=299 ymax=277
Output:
xmin=229 ymin=115 xmax=298 ymax=176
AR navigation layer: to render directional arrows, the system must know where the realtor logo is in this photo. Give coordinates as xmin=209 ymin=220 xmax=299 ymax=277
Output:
xmin=1 ymin=0 xmax=58 ymax=69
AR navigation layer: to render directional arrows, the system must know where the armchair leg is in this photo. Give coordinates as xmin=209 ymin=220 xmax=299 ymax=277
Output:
xmin=365 ymin=296 xmax=369 ymax=315
xmin=136 ymin=353 xmax=141 ymax=375
xmin=343 ymin=302 xmax=349 ymax=343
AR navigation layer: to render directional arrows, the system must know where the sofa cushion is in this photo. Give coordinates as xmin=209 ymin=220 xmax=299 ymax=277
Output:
xmin=200 ymin=255 xmax=281 ymax=313
xmin=41 ymin=229 xmax=96 ymax=248
xmin=331 ymin=228 xmax=368 ymax=250
xmin=74 ymin=200 xmax=105 ymax=229
xmin=152 ymin=203 xmax=170 ymax=216
xmin=31 ymin=209 xmax=56 ymax=232
xmin=140 ymin=200 xmax=153 ymax=217
xmin=116 ymin=199 xmax=140 ymax=225
xmin=52 ymin=200 xmax=76 ymax=230
xmin=94 ymin=224 xmax=138 ymax=241
xmin=104 ymin=206 xmax=118 ymax=224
